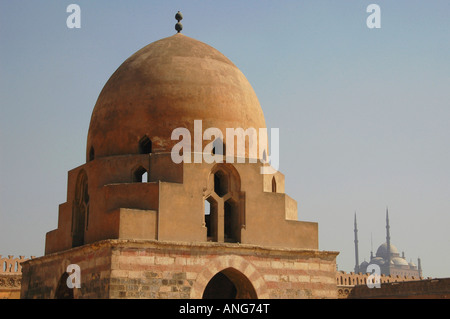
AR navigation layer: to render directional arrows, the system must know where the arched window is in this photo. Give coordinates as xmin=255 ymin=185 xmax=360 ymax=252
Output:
xmin=271 ymin=176 xmax=277 ymax=193
xmin=205 ymin=165 xmax=243 ymax=244
xmin=133 ymin=166 xmax=148 ymax=183
xmin=139 ymin=136 xmax=152 ymax=154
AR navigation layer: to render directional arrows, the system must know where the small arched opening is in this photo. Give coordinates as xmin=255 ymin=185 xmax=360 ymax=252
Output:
xmin=139 ymin=135 xmax=152 ymax=154
xmin=271 ymin=176 xmax=277 ymax=193
xmin=202 ymin=268 xmax=257 ymax=299
xmin=133 ymin=166 xmax=148 ymax=183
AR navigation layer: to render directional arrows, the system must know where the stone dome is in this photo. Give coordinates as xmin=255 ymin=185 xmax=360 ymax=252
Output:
xmin=359 ymin=260 xmax=369 ymax=272
xmin=370 ymin=257 xmax=385 ymax=266
xmin=375 ymin=242 xmax=399 ymax=259
xmin=391 ymin=257 xmax=409 ymax=266
xmin=87 ymin=33 xmax=267 ymax=160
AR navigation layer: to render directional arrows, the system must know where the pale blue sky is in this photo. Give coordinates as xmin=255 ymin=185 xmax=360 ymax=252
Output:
xmin=1 ymin=1 xmax=449 ymax=278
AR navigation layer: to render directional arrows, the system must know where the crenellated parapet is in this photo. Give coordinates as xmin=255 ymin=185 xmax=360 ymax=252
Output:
xmin=0 ymin=255 xmax=34 ymax=275
xmin=0 ymin=255 xmax=34 ymax=299
xmin=336 ymin=270 xmax=423 ymax=286
xmin=336 ymin=270 xmax=426 ymax=299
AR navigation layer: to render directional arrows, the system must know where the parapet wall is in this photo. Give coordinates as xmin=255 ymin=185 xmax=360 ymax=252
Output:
xmin=336 ymin=270 xmax=423 ymax=287
xmin=1 ymin=255 xmax=34 ymax=275
xmin=335 ymin=270 xmax=444 ymax=299
xmin=348 ymin=277 xmax=450 ymax=299
xmin=0 ymin=255 xmax=34 ymax=299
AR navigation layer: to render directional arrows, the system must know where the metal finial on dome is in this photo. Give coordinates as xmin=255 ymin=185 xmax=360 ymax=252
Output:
xmin=175 ymin=11 xmax=183 ymax=33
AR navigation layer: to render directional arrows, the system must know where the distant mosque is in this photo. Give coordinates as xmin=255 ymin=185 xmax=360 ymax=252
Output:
xmin=354 ymin=209 xmax=423 ymax=278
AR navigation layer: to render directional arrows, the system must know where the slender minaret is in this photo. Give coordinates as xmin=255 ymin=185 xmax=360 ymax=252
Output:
xmin=354 ymin=212 xmax=360 ymax=273
xmin=370 ymin=232 xmax=374 ymax=260
xmin=418 ymin=258 xmax=423 ymax=278
xmin=385 ymin=207 xmax=391 ymax=275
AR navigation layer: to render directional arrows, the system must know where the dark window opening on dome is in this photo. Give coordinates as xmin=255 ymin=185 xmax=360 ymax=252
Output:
xmin=205 ymin=197 xmax=218 ymax=242
xmin=272 ymin=176 xmax=277 ymax=193
xmin=89 ymin=146 xmax=95 ymax=162
xmin=139 ymin=136 xmax=152 ymax=154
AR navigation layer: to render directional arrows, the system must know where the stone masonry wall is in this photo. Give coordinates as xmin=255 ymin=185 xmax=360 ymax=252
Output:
xmin=109 ymin=240 xmax=338 ymax=299
xmin=21 ymin=239 xmax=338 ymax=299
xmin=21 ymin=242 xmax=112 ymax=299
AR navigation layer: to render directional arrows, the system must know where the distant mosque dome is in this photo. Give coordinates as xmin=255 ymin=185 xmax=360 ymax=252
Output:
xmin=359 ymin=260 xmax=369 ymax=273
xmin=370 ymin=257 xmax=385 ymax=266
xmin=391 ymin=257 xmax=409 ymax=266
xmin=360 ymin=260 xmax=369 ymax=269
xmin=353 ymin=210 xmax=423 ymax=277
xmin=375 ymin=242 xmax=399 ymax=259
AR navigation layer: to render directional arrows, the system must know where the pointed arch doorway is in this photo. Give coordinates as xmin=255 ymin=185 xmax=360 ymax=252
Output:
xmin=202 ymin=267 xmax=257 ymax=299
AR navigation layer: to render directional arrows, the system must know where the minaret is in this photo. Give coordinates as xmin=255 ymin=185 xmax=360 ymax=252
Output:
xmin=418 ymin=258 xmax=423 ymax=278
xmin=370 ymin=232 xmax=374 ymax=260
xmin=386 ymin=207 xmax=391 ymax=275
xmin=354 ymin=212 xmax=360 ymax=273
